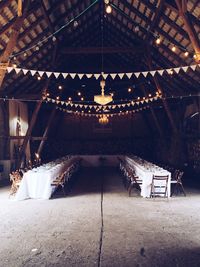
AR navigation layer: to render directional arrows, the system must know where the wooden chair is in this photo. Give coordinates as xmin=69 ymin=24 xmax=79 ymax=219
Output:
xmin=150 ymin=175 xmax=169 ymax=198
xmin=51 ymin=171 xmax=67 ymax=197
xmin=128 ymin=173 xmax=142 ymax=197
xmin=171 ymin=170 xmax=186 ymax=196
xmin=9 ymin=171 xmax=23 ymax=196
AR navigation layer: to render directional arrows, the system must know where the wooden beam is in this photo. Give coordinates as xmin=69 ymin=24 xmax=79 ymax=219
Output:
xmin=175 ymin=0 xmax=200 ymax=62
xmin=37 ymin=107 xmax=56 ymax=156
xmin=9 ymin=136 xmax=47 ymax=141
xmin=0 ymin=1 xmax=30 ymax=89
xmin=146 ymin=51 xmax=178 ymax=133
xmin=145 ymin=0 xmax=165 ymax=42
xmin=140 ymin=84 xmax=163 ymax=136
xmin=62 ymin=46 xmax=144 ymax=54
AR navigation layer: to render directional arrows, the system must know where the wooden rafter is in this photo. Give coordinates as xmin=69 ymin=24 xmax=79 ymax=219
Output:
xmin=0 ymin=1 xmax=30 ymax=89
xmin=175 ymin=0 xmax=200 ymax=62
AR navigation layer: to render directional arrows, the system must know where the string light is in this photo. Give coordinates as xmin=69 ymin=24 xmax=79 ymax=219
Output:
xmin=37 ymin=76 xmax=41 ymax=81
xmin=58 ymin=85 xmax=63 ymax=90
xmin=81 ymin=97 xmax=84 ymax=101
xmin=128 ymin=88 xmax=132 ymax=93
xmin=155 ymin=36 xmax=161 ymax=45
xmin=68 ymin=97 xmax=72 ymax=101
xmin=171 ymin=46 xmax=176 ymax=52
xmin=184 ymin=51 xmax=189 ymax=57
xmin=78 ymin=92 xmax=81 ymax=96
xmin=106 ymin=5 xmax=112 ymax=14
xmin=12 ymin=63 xmax=17 ymax=68
xmin=169 ymin=69 xmax=174 ymax=75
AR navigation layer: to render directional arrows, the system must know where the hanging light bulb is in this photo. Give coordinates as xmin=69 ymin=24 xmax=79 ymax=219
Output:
xmin=81 ymin=97 xmax=84 ymax=101
xmin=58 ymin=85 xmax=63 ymax=90
xmin=52 ymin=36 xmax=57 ymax=42
xmin=155 ymin=36 xmax=161 ymax=45
xmin=184 ymin=51 xmax=189 ymax=57
xmin=128 ymin=88 xmax=132 ymax=93
xmin=172 ymin=46 xmax=176 ymax=52
xmin=106 ymin=5 xmax=112 ymax=14
xmin=37 ymin=76 xmax=41 ymax=81
xmin=78 ymin=92 xmax=81 ymax=96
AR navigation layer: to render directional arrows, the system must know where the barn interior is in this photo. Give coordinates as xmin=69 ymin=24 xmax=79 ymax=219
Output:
xmin=0 ymin=0 xmax=200 ymax=266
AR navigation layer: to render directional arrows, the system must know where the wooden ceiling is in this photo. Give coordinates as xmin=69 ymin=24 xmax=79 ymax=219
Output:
xmin=0 ymin=0 xmax=199 ymax=102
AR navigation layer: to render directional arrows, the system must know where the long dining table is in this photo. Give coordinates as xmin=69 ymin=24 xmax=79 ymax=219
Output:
xmin=125 ymin=156 xmax=171 ymax=198
xmin=15 ymin=156 xmax=77 ymax=201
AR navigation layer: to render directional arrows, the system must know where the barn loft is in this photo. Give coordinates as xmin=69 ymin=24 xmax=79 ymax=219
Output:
xmin=0 ymin=0 xmax=200 ymax=266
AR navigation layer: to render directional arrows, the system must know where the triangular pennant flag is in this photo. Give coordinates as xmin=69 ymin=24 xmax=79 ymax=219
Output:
xmin=62 ymin=73 xmax=68 ymax=79
xmin=56 ymin=100 xmax=60 ymax=104
xmin=150 ymin=70 xmax=157 ymax=77
xmin=158 ymin=69 xmax=164 ymax=76
xmin=7 ymin=67 xmax=13 ymax=73
xmin=141 ymin=100 xmax=144 ymax=104
xmin=118 ymin=73 xmax=125 ymax=79
xmin=86 ymin=74 xmax=93 ymax=78
xmin=102 ymin=73 xmax=108 ymax=79
xmin=142 ymin=71 xmax=149 ymax=77
xmin=61 ymin=101 xmax=64 ymax=105
xmin=145 ymin=99 xmax=149 ymax=103
xmin=174 ymin=67 xmax=180 ymax=74
xmin=30 ymin=70 xmax=37 ymax=76
xmin=22 ymin=68 xmax=29 ymax=75
xmin=54 ymin=72 xmax=60 ymax=78
xmin=15 ymin=68 xmax=21 ymax=74
xmin=38 ymin=71 xmax=44 ymax=77
xmin=110 ymin=73 xmax=117 ymax=79
xmin=181 ymin=66 xmax=188 ymax=72
xmin=94 ymin=74 xmax=101 ymax=79
xmin=122 ymin=104 xmax=126 ymax=107
xmin=190 ymin=65 xmax=197 ymax=71
xmin=69 ymin=73 xmax=76 ymax=79
xmin=79 ymin=104 xmax=83 ymax=108
xmin=46 ymin=71 xmax=52 ymax=77
xmin=78 ymin=74 xmax=84 ymax=79
xmin=52 ymin=99 xmax=56 ymax=103
xmin=134 ymin=72 xmax=140 ymax=78
xmin=126 ymin=73 xmax=132 ymax=79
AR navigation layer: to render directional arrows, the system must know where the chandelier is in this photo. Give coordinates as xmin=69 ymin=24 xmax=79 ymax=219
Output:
xmin=94 ymin=79 xmax=113 ymax=105
xmin=99 ymin=114 xmax=109 ymax=125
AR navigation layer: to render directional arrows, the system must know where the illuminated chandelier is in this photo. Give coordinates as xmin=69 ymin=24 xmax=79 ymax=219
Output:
xmin=99 ymin=114 xmax=109 ymax=125
xmin=94 ymin=78 xmax=113 ymax=105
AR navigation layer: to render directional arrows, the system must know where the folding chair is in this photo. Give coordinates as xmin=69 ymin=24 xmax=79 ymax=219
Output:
xmin=9 ymin=171 xmax=23 ymax=196
xmin=171 ymin=170 xmax=186 ymax=196
xmin=128 ymin=173 xmax=142 ymax=197
xmin=150 ymin=175 xmax=169 ymax=198
xmin=51 ymin=171 xmax=66 ymax=197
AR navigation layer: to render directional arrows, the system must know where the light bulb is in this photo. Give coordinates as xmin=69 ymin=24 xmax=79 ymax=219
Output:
xmin=184 ymin=51 xmax=189 ymax=57
xmin=172 ymin=46 xmax=176 ymax=52
xmin=106 ymin=5 xmax=112 ymax=14
xmin=155 ymin=37 xmax=161 ymax=45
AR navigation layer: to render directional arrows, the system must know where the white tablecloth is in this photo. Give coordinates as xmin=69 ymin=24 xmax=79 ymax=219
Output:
xmin=15 ymin=156 xmax=75 ymax=200
xmin=125 ymin=156 xmax=171 ymax=198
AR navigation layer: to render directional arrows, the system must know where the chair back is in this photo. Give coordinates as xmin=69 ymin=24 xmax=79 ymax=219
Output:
xmin=150 ymin=175 xmax=169 ymax=198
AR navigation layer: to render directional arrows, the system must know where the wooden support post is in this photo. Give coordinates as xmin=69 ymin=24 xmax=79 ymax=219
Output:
xmin=140 ymin=84 xmax=163 ymax=136
xmin=175 ymin=0 xmax=200 ymax=62
xmin=37 ymin=107 xmax=56 ymax=156
xmin=18 ymin=99 xmax=43 ymax=168
xmin=146 ymin=51 xmax=178 ymax=134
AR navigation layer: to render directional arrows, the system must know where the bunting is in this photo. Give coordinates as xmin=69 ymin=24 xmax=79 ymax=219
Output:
xmin=4 ymin=63 xmax=199 ymax=80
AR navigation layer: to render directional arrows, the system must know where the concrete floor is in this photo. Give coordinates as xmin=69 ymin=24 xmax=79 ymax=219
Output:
xmin=0 ymin=167 xmax=200 ymax=267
